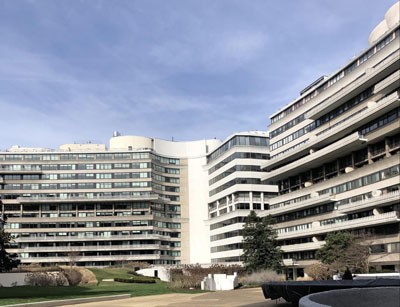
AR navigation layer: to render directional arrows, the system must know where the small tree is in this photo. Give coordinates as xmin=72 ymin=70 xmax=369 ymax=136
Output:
xmin=0 ymin=215 xmax=20 ymax=272
xmin=65 ymin=246 xmax=82 ymax=268
xmin=316 ymin=231 xmax=370 ymax=273
xmin=242 ymin=211 xmax=282 ymax=272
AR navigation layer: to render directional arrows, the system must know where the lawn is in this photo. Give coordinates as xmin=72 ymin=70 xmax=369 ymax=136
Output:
xmin=0 ymin=268 xmax=204 ymax=306
xmin=89 ymin=267 xmax=135 ymax=281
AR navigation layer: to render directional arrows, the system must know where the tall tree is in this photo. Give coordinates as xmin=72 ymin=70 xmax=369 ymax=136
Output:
xmin=242 ymin=211 xmax=282 ymax=272
xmin=0 ymin=215 xmax=20 ymax=272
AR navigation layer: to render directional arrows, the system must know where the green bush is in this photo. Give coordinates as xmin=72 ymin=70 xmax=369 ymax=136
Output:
xmin=114 ymin=277 xmax=156 ymax=284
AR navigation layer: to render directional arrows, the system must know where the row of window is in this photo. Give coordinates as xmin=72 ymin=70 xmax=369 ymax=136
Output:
xmin=2 ymin=181 xmax=152 ymax=190
xmin=277 ymin=222 xmax=311 ymax=234
xmin=209 ymin=165 xmax=262 ymax=185
xmin=270 ymin=27 xmax=398 ymax=124
xmin=0 ymin=162 xmax=150 ymax=171
xmin=270 ymin=86 xmax=373 ymax=151
xmin=370 ymin=242 xmax=400 ymax=254
xmin=0 ymin=152 xmax=180 ymax=165
xmin=6 ymin=220 xmax=181 ymax=229
xmin=19 ymin=239 xmax=173 ymax=248
xmin=4 ymin=202 xmax=173 ymax=212
xmin=0 ymin=152 xmax=150 ymax=161
xmin=359 ymin=107 xmax=400 ymax=136
xmin=207 ymin=136 xmax=269 ymax=164
xmin=270 ymin=194 xmax=311 ymax=210
xmin=275 ymin=203 xmax=334 ymax=223
xmin=210 ymin=216 xmax=247 ymax=230
xmin=210 ymin=230 xmax=242 ymax=242
xmin=1 ymin=191 xmax=173 ymax=200
xmin=12 ymin=229 xmax=181 ymax=239
xmin=211 ymin=243 xmax=242 ymax=253
xmin=319 ymin=164 xmax=399 ymax=195
xmin=211 ymin=256 xmax=241 ymax=263
xmin=19 ymin=250 xmax=175 ymax=259
xmin=152 ymin=183 xmax=180 ymax=193
xmin=8 ymin=211 xmax=180 ymax=219
xmin=208 ymin=152 xmax=269 ymax=175
xmin=4 ymin=172 xmax=151 ymax=181
xmin=152 ymin=174 xmax=180 ymax=183
xmin=209 ymin=178 xmax=261 ymax=197
xmin=277 ymin=134 xmax=400 ymax=193
xmin=335 ymin=185 xmax=399 ymax=208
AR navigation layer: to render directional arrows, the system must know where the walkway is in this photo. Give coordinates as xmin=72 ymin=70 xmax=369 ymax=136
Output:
xmin=62 ymin=288 xmax=291 ymax=307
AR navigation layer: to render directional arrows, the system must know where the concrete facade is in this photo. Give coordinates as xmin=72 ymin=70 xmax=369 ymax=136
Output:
xmin=260 ymin=2 xmax=400 ymax=278
xmin=0 ymin=135 xmax=220 ymax=266
xmin=206 ymin=131 xmax=278 ymax=263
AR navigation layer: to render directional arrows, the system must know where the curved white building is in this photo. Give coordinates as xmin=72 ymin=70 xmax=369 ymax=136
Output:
xmin=0 ymin=135 xmax=220 ymax=266
xmin=206 ymin=131 xmax=278 ymax=263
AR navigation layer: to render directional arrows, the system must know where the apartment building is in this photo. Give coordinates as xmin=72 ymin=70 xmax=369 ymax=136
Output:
xmin=206 ymin=131 xmax=278 ymax=263
xmin=0 ymin=135 xmax=220 ymax=266
xmin=260 ymin=2 xmax=400 ymax=279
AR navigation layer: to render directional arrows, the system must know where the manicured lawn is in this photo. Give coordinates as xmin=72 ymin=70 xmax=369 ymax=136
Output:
xmin=89 ymin=267 xmax=135 ymax=281
xmin=0 ymin=268 xmax=204 ymax=306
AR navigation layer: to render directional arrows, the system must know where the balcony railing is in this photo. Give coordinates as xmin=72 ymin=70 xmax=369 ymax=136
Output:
xmin=266 ymin=194 xmax=333 ymax=216
xmin=9 ymin=244 xmax=168 ymax=253
xmin=337 ymin=190 xmax=400 ymax=213
xmin=0 ymin=166 xmax=42 ymax=173
xmin=16 ymin=193 xmax=169 ymax=203
xmin=14 ymin=233 xmax=175 ymax=242
xmin=19 ymin=254 xmax=163 ymax=263
xmin=277 ymin=211 xmax=399 ymax=239
xmin=281 ymin=241 xmax=325 ymax=253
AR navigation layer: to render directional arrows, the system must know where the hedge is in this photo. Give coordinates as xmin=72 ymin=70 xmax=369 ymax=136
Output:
xmin=114 ymin=277 xmax=156 ymax=284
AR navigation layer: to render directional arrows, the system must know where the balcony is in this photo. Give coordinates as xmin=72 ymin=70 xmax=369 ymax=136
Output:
xmin=264 ymin=194 xmax=333 ymax=216
xmin=19 ymin=254 xmax=162 ymax=264
xmin=16 ymin=193 xmax=169 ymax=203
xmin=8 ymin=244 xmax=164 ymax=254
xmin=263 ymin=91 xmax=399 ymax=172
xmin=281 ymin=241 xmax=325 ymax=253
xmin=338 ymin=190 xmax=400 ymax=214
xmin=0 ymin=166 xmax=42 ymax=174
xmin=277 ymin=211 xmax=399 ymax=240
xmin=14 ymin=233 xmax=174 ymax=242
xmin=262 ymin=132 xmax=366 ymax=182
xmin=307 ymin=50 xmax=400 ymax=119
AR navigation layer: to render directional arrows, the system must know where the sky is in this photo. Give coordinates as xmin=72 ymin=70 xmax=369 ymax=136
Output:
xmin=0 ymin=0 xmax=396 ymax=149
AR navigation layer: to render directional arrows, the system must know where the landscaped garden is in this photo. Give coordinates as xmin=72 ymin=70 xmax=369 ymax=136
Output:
xmin=0 ymin=267 xmax=204 ymax=306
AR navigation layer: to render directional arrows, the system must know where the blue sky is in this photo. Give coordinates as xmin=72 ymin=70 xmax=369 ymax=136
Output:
xmin=0 ymin=0 xmax=396 ymax=149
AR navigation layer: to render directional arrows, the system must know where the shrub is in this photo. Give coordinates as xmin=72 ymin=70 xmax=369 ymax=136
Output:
xmin=114 ymin=277 xmax=156 ymax=284
xmin=16 ymin=264 xmax=62 ymax=273
xmin=304 ymin=263 xmax=332 ymax=280
xmin=239 ymin=269 xmax=285 ymax=287
xmin=168 ymin=264 xmax=246 ymax=289
xmin=62 ymin=268 xmax=83 ymax=286
xmin=112 ymin=261 xmax=150 ymax=270
xmin=24 ymin=272 xmax=69 ymax=286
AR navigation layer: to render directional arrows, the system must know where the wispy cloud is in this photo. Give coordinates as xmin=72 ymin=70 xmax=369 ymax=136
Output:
xmin=0 ymin=0 xmax=395 ymax=148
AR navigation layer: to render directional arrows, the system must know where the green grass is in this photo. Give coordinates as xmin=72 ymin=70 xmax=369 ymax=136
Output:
xmin=89 ymin=267 xmax=134 ymax=281
xmin=0 ymin=268 xmax=204 ymax=306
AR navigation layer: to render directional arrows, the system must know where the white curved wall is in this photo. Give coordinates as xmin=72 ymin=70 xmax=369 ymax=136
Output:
xmin=109 ymin=135 xmax=154 ymax=150
xmin=368 ymin=1 xmax=400 ymax=45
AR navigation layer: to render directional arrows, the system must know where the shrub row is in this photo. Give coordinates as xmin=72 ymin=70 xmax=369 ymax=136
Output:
xmin=114 ymin=277 xmax=156 ymax=284
xmin=169 ymin=264 xmax=246 ymax=289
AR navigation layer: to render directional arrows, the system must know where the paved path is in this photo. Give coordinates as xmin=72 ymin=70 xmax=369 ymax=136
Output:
xmin=62 ymin=288 xmax=291 ymax=307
